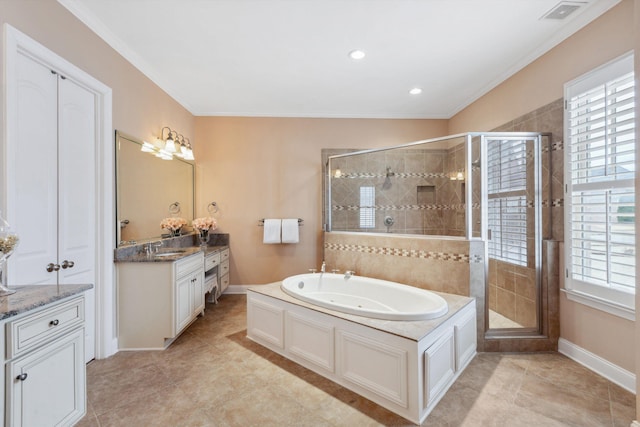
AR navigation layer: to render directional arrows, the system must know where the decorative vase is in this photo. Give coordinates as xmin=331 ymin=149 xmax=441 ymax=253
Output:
xmin=198 ymin=229 xmax=210 ymax=247
xmin=0 ymin=211 xmax=19 ymax=296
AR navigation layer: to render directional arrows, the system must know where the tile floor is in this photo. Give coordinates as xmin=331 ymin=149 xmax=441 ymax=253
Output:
xmin=78 ymin=295 xmax=635 ymax=426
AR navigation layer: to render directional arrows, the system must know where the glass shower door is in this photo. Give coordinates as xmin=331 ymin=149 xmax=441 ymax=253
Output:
xmin=482 ymin=135 xmax=542 ymax=331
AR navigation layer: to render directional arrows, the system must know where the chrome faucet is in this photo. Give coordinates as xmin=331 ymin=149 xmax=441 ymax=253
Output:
xmin=146 ymin=240 xmax=163 ymax=255
xmin=320 ymin=261 xmax=326 ymax=273
xmin=344 ymin=270 xmax=355 ymax=280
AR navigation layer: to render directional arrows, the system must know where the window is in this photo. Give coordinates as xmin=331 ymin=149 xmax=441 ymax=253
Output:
xmin=564 ymin=52 xmax=635 ymax=317
xmin=359 ymin=186 xmax=375 ymax=228
xmin=487 ymin=139 xmax=528 ymax=266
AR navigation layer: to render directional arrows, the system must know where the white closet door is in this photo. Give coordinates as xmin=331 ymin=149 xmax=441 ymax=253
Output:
xmin=58 ymin=77 xmax=96 ymax=361
xmin=7 ymin=53 xmax=58 ymax=285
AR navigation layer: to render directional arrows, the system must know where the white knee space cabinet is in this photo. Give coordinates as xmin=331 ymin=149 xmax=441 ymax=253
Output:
xmin=0 ymin=287 xmax=89 ymax=427
xmin=117 ymin=252 xmax=205 ymax=350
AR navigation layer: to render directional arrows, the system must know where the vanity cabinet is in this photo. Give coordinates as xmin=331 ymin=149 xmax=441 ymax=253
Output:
xmin=3 ymin=293 xmax=86 ymax=427
xmin=219 ymin=248 xmax=230 ymax=295
xmin=204 ymin=252 xmax=220 ymax=302
xmin=175 ymin=255 xmax=205 ymax=332
xmin=203 ymin=247 xmax=230 ymax=302
xmin=117 ymin=252 xmax=204 ymax=350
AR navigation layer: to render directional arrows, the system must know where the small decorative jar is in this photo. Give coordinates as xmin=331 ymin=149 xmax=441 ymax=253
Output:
xmin=0 ymin=211 xmax=19 ymax=296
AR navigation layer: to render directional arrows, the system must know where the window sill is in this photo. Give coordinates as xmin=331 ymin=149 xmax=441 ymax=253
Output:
xmin=562 ymin=288 xmax=635 ymax=321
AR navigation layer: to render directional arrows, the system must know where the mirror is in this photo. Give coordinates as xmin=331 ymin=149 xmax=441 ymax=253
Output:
xmin=115 ymin=131 xmax=194 ymax=246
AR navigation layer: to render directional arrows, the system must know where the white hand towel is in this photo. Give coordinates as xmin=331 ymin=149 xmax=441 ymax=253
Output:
xmin=263 ymin=219 xmax=281 ymax=244
xmin=281 ymin=218 xmax=299 ymax=244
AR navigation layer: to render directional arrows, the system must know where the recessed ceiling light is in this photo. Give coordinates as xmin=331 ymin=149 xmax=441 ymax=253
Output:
xmin=409 ymin=87 xmax=422 ymax=95
xmin=349 ymin=50 xmax=366 ymax=60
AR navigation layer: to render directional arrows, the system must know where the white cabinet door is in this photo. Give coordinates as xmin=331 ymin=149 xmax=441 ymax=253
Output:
xmin=58 ymin=77 xmax=96 ymax=361
xmin=176 ymin=275 xmax=192 ymax=333
xmin=7 ymin=54 xmax=97 ymax=362
xmin=192 ymin=272 xmax=205 ymax=316
xmin=7 ymin=52 xmax=58 ymax=286
xmin=6 ymin=328 xmax=85 ymax=427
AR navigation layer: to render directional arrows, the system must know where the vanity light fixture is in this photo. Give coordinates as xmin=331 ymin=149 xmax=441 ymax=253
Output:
xmin=155 ymin=148 xmax=173 ymax=160
xmin=159 ymin=126 xmax=178 ymax=153
xmin=182 ymin=138 xmax=195 ymax=161
xmin=140 ymin=141 xmax=155 ymax=153
xmin=154 ymin=126 xmax=194 ymax=161
xmin=174 ymin=135 xmax=195 ymax=161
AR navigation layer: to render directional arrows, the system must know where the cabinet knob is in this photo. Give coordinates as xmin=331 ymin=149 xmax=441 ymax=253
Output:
xmin=46 ymin=263 xmax=60 ymax=272
xmin=61 ymin=260 xmax=75 ymax=269
xmin=16 ymin=373 xmax=27 ymax=381
xmin=50 ymin=319 xmax=59 ymax=326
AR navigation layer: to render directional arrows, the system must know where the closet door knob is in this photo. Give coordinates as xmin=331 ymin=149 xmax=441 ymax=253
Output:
xmin=16 ymin=373 xmax=27 ymax=381
xmin=61 ymin=260 xmax=74 ymax=269
xmin=46 ymin=263 xmax=61 ymax=272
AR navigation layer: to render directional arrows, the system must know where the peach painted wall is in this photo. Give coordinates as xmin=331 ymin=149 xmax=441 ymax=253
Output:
xmin=449 ymin=0 xmax=634 ymax=134
xmin=449 ymin=0 xmax=636 ymax=374
xmin=194 ymin=117 xmax=448 ymax=285
xmin=0 ymin=0 xmax=195 ymax=157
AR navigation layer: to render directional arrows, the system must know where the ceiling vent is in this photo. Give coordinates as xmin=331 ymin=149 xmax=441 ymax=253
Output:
xmin=541 ymin=1 xmax=586 ymax=20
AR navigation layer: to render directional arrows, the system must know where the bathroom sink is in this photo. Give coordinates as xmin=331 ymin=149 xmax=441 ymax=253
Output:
xmin=154 ymin=250 xmax=187 ymax=257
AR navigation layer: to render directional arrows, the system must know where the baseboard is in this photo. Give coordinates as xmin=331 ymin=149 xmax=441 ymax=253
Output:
xmin=558 ymin=338 xmax=636 ymax=394
xmin=224 ymin=284 xmax=252 ymax=294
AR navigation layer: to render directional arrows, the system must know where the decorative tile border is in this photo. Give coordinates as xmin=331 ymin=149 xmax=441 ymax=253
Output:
xmin=333 ymin=204 xmax=467 ymax=211
xmin=324 ymin=242 xmax=483 ymax=263
xmin=334 ymin=172 xmax=449 ymax=179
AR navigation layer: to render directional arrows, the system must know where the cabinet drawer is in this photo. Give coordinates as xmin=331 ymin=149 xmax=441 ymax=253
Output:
xmin=220 ymin=274 xmax=230 ymax=292
xmin=220 ymin=248 xmax=230 ymax=262
xmin=220 ymin=259 xmax=230 ymax=277
xmin=205 ymin=253 xmax=220 ymax=271
xmin=6 ymin=296 xmax=85 ymax=359
xmin=176 ymin=253 xmax=204 ymax=278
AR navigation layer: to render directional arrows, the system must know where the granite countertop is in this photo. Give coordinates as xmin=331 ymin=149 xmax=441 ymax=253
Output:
xmin=249 ymin=282 xmax=475 ymax=342
xmin=0 ymin=283 xmax=93 ymax=321
xmin=115 ymin=245 xmax=228 ymax=263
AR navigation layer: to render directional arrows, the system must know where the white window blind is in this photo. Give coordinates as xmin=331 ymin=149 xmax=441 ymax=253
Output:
xmin=487 ymin=140 xmax=528 ymax=266
xmin=359 ymin=186 xmax=375 ymax=228
xmin=564 ymin=52 xmax=635 ymax=313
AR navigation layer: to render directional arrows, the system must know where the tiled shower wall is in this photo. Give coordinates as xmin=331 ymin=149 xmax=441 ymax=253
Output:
xmin=324 ymin=140 xmax=467 ymax=236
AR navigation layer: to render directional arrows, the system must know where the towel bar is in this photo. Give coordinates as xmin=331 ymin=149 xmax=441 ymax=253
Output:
xmin=258 ymin=218 xmax=303 ymax=226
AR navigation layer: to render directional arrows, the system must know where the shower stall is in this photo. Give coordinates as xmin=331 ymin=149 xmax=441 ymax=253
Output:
xmin=324 ymin=132 xmax=551 ymax=337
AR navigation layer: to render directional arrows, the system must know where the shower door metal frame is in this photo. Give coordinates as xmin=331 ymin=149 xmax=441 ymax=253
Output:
xmin=480 ymin=133 xmax=543 ymax=337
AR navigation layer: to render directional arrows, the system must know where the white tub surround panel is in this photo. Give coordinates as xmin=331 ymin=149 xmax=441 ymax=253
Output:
xmin=247 ymin=282 xmax=476 ymax=424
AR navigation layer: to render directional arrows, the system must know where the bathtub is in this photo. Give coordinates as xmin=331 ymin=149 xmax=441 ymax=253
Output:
xmin=281 ymin=273 xmax=448 ymax=321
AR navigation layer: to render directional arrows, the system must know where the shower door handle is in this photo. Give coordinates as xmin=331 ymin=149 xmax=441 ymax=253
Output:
xmin=487 ymin=229 xmax=492 ymax=240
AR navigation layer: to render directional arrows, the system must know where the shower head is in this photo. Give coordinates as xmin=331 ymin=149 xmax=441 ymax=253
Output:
xmin=471 ymin=158 xmax=481 ymax=169
xmin=386 ymin=167 xmax=395 ymax=177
